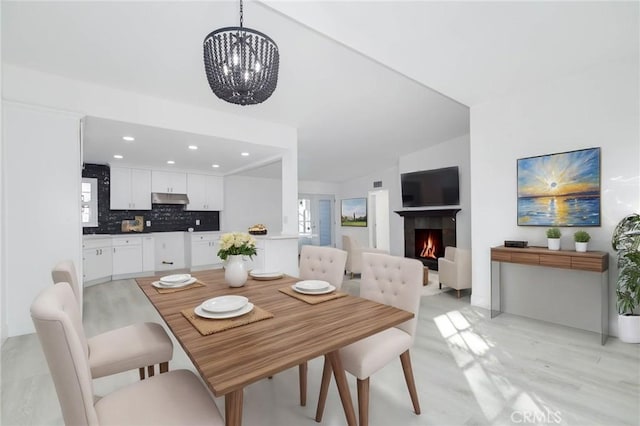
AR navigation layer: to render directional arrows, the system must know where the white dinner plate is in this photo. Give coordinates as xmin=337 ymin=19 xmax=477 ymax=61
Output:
xmin=295 ymin=280 xmax=330 ymax=292
xmin=201 ymin=295 xmax=248 ymax=313
xmin=250 ymin=270 xmax=284 ymax=280
xmin=160 ymin=273 xmax=191 ymax=284
xmin=291 ymin=284 xmax=336 ymax=295
xmin=194 ymin=302 xmax=254 ymax=319
xmin=152 ymin=277 xmax=197 ymax=288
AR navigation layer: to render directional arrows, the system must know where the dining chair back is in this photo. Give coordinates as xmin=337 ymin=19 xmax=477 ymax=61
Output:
xmin=31 ymin=282 xmax=98 ymax=425
xmin=51 ymin=259 xmax=82 ymax=308
xmin=342 ymin=235 xmax=388 ymax=278
xmin=299 ymin=245 xmax=348 ymax=289
xmin=51 ymin=260 xmax=173 ymax=380
xmin=31 ymin=283 xmax=224 ymax=426
xmin=360 ymin=252 xmax=422 ymax=340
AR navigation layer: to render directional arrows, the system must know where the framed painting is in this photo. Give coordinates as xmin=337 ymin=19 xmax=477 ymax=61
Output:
xmin=341 ymin=198 xmax=367 ymax=227
xmin=517 ymin=147 xmax=601 ymax=227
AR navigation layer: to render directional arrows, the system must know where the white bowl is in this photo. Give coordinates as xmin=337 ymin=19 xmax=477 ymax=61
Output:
xmin=295 ymin=280 xmax=330 ymax=292
xmin=160 ymin=273 xmax=191 ymax=284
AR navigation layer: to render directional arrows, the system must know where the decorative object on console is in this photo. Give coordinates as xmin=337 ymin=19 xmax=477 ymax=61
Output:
xmin=218 ymin=232 xmax=257 ymax=287
xmin=341 ymin=198 xmax=367 ymax=227
xmin=203 ymin=0 xmax=279 ymax=105
xmin=546 ymin=227 xmax=561 ymax=251
xmin=612 ymin=213 xmax=640 ymax=343
xmin=248 ymin=223 xmax=267 ymax=235
xmin=504 ymin=240 xmax=528 ymax=248
xmin=517 ymin=147 xmax=601 ymax=227
xmin=574 ymin=230 xmax=591 ymax=252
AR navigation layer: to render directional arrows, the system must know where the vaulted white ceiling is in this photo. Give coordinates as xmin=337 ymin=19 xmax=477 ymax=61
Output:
xmin=3 ymin=1 xmax=636 ymax=182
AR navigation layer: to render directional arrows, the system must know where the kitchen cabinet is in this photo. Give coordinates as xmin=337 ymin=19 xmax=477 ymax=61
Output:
xmin=152 ymin=171 xmax=187 ymax=194
xmin=185 ymin=232 xmax=222 ymax=270
xmin=154 ymin=232 xmax=185 ymax=271
xmin=186 ymin=174 xmax=224 ymax=211
xmin=142 ymin=235 xmax=155 ymax=273
xmin=82 ymin=237 xmax=112 ymax=284
xmin=110 ymin=167 xmax=151 ymax=210
xmin=112 ymin=236 xmax=143 ymax=276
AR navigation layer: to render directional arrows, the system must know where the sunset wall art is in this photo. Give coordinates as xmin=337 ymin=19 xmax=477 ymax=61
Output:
xmin=517 ymin=147 xmax=601 ymax=226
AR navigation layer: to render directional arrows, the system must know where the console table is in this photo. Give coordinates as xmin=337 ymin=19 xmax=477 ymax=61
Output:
xmin=490 ymin=246 xmax=609 ymax=345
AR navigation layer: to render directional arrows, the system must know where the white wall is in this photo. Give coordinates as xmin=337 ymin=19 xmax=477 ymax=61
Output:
xmin=0 ymin=1 xmax=5 ymax=345
xmin=338 ymin=165 xmax=403 ymax=254
xmin=3 ymin=103 xmax=82 ymax=336
xmin=223 ymin=175 xmax=283 ymax=235
xmin=398 ymin=134 xmax=472 ymax=249
xmin=470 ymin=58 xmax=640 ymax=336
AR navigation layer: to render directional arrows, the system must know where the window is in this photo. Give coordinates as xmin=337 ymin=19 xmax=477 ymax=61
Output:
xmin=82 ymin=177 xmax=98 ymax=227
xmin=298 ymin=198 xmax=312 ymax=235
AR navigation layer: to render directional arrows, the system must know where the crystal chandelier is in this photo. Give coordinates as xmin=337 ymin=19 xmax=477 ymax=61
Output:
xmin=203 ymin=0 xmax=279 ymax=106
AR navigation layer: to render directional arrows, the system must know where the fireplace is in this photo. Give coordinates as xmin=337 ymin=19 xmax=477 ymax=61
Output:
xmin=395 ymin=209 xmax=460 ymax=271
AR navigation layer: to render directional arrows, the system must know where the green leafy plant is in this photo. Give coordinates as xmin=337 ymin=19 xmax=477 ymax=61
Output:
xmin=546 ymin=227 xmax=561 ymax=239
xmin=574 ymin=230 xmax=591 ymax=243
xmin=217 ymin=232 xmax=257 ymax=260
xmin=612 ymin=214 xmax=640 ymax=315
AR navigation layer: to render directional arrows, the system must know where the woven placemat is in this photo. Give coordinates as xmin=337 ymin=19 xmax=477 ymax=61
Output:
xmin=154 ymin=280 xmax=206 ymax=294
xmin=181 ymin=305 xmax=274 ymax=336
xmin=278 ymin=286 xmax=347 ymax=305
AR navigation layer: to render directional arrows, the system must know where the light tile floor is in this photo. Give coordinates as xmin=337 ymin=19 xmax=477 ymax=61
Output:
xmin=2 ymin=276 xmax=639 ymax=426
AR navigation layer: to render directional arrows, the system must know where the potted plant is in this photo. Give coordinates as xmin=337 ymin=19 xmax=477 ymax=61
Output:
xmin=612 ymin=214 xmax=640 ymax=343
xmin=574 ymin=230 xmax=591 ymax=252
xmin=546 ymin=227 xmax=561 ymax=250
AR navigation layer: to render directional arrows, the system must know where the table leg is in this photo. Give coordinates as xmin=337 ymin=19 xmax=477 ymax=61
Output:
xmin=491 ymin=260 xmax=502 ymax=318
xmin=601 ymin=270 xmax=609 ymax=345
xmin=326 ymin=350 xmax=357 ymax=426
xmin=225 ymin=389 xmax=243 ymax=426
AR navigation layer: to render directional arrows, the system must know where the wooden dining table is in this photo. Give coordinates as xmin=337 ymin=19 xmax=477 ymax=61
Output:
xmin=136 ymin=269 xmax=413 ymax=426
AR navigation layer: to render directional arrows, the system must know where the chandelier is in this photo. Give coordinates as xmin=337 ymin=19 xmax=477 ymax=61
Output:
xmin=203 ymin=0 xmax=279 ymax=106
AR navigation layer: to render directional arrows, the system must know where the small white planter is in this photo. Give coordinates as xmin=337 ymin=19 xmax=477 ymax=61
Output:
xmin=547 ymin=238 xmax=561 ymax=251
xmin=575 ymin=242 xmax=588 ymax=252
xmin=618 ymin=314 xmax=640 ymax=343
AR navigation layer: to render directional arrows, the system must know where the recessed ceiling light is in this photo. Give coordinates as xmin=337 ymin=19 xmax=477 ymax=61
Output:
xmin=122 ymin=136 xmax=135 ymax=142
xmin=241 ymin=152 xmax=250 ymax=156
xmin=113 ymin=154 xmax=123 ymax=159
xmin=212 ymin=164 xmax=220 ymax=168
xmin=188 ymin=145 xmax=198 ymax=150
xmin=167 ymin=160 xmax=175 ymax=165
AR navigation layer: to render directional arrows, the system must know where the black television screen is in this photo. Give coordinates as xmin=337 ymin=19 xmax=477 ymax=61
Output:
xmin=401 ymin=166 xmax=460 ymax=207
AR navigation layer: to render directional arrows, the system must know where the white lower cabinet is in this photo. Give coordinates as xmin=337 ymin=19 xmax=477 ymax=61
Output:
xmin=112 ymin=236 xmax=143 ymax=276
xmin=82 ymin=237 xmax=112 ymax=284
xmin=186 ymin=232 xmax=222 ymax=270
xmin=154 ymin=232 xmax=185 ymax=271
xmin=142 ymin=235 xmax=155 ymax=273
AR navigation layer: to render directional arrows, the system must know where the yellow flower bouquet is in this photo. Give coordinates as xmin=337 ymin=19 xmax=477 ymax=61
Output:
xmin=217 ymin=232 xmax=258 ymax=260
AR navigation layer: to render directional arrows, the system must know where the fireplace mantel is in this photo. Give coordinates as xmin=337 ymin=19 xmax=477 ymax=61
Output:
xmin=394 ymin=209 xmax=460 ymax=218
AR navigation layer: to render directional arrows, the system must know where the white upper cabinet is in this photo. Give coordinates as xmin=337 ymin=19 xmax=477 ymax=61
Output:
xmin=152 ymin=171 xmax=187 ymax=193
xmin=110 ymin=167 xmax=151 ymax=210
xmin=186 ymin=174 xmax=224 ymax=211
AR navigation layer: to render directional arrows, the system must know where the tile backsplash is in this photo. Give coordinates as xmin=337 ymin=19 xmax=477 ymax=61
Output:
xmin=82 ymin=163 xmax=220 ymax=234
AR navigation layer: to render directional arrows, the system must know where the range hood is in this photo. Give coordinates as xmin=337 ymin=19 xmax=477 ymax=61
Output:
xmin=151 ymin=192 xmax=190 ymax=205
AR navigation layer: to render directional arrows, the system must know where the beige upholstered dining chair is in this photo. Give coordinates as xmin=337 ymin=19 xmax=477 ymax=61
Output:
xmin=295 ymin=245 xmax=348 ymax=406
xmin=315 ymin=252 xmax=422 ymax=426
xmin=51 ymin=260 xmax=173 ymax=380
xmin=437 ymin=246 xmax=472 ymax=298
xmin=342 ymin=235 xmax=388 ymax=278
xmin=31 ymin=282 xmax=224 ymax=426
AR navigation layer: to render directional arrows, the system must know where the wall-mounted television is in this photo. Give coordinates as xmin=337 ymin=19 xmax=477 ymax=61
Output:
xmin=401 ymin=166 xmax=460 ymax=207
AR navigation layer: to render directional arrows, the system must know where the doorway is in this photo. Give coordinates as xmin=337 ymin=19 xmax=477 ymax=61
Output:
xmin=368 ymin=189 xmax=390 ymax=251
xmin=298 ymin=194 xmax=335 ymax=251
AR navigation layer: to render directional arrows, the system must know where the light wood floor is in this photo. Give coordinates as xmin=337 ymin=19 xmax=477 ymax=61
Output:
xmin=2 ymin=277 xmax=639 ymax=426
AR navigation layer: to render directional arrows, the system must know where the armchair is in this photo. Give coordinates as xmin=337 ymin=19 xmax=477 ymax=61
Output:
xmin=437 ymin=246 xmax=472 ymax=298
xmin=342 ymin=235 xmax=388 ymax=278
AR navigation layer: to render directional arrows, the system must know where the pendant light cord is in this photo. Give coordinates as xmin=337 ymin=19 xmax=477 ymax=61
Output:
xmin=239 ymin=0 xmax=244 ymax=29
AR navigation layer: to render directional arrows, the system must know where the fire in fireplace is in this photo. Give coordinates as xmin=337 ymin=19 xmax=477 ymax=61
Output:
xmin=415 ymin=229 xmax=444 ymax=261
